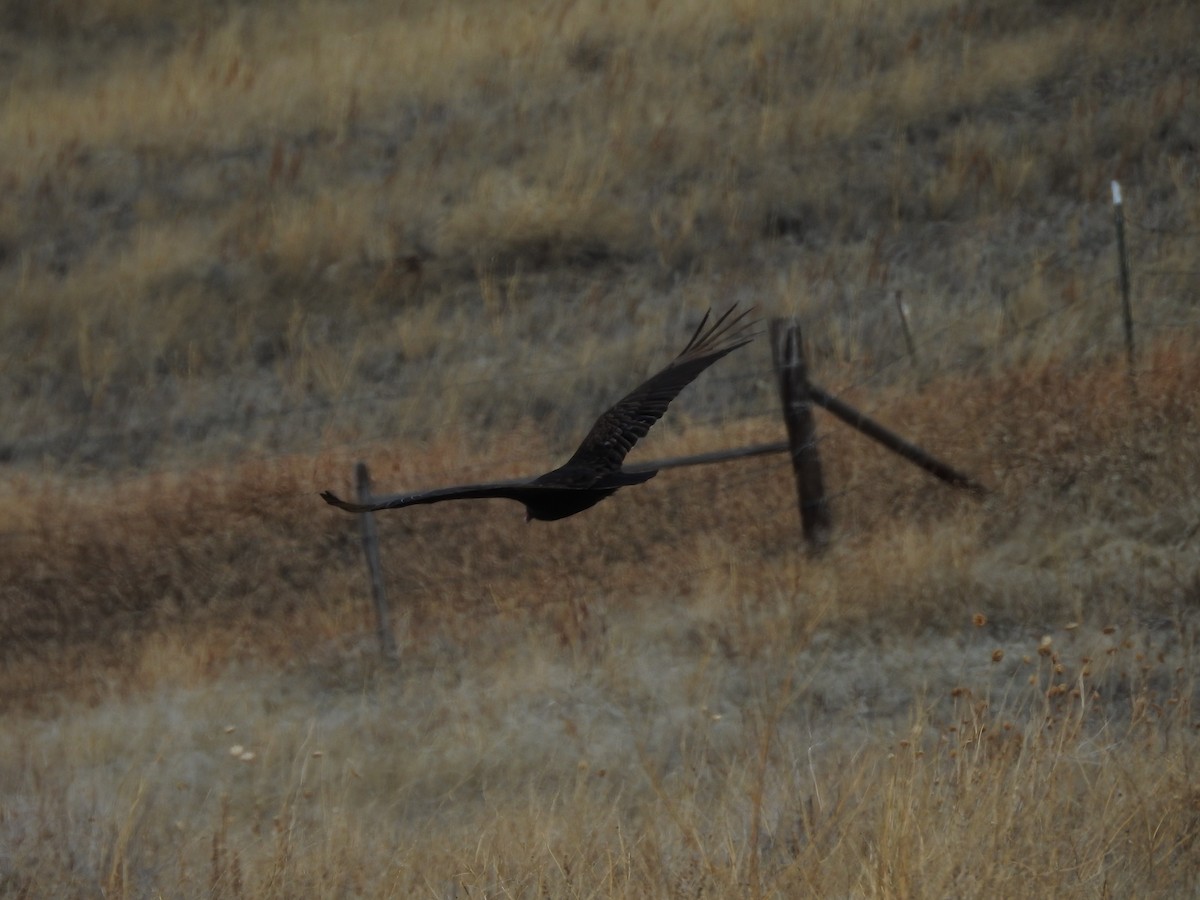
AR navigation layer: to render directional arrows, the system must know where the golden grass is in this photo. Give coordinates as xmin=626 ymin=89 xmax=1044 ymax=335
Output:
xmin=3 ymin=584 xmax=1198 ymax=896
xmin=3 ymin=0 xmax=1200 ymax=895
xmin=2 ymin=0 xmax=1197 ymax=470
xmin=3 ymin=341 xmax=1198 ymax=689
xmin=4 ymin=358 xmax=1199 ymax=896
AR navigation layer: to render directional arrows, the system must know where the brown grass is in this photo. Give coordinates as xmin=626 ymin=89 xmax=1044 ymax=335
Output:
xmin=3 ymin=0 xmax=1200 ymax=896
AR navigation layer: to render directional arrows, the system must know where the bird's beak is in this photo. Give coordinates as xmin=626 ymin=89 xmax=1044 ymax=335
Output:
xmin=524 ymin=510 xmax=533 ymax=523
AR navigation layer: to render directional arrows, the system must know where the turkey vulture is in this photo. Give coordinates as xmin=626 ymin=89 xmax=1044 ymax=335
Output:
xmin=322 ymin=305 xmax=756 ymax=521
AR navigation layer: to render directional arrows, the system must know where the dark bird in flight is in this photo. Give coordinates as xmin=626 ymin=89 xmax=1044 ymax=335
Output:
xmin=322 ymin=305 xmax=756 ymax=521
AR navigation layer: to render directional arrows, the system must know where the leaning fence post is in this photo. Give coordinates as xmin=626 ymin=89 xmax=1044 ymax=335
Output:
xmin=1111 ymin=180 xmax=1135 ymax=389
xmin=770 ymin=319 xmax=832 ymax=552
xmin=806 ymin=384 xmax=987 ymax=495
xmin=355 ymin=462 xmax=398 ymax=664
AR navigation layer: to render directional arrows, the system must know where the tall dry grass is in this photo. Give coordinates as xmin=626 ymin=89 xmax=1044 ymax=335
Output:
xmin=3 ymin=0 xmax=1200 ymax=896
xmin=0 ymin=0 xmax=1196 ymax=470
xmin=3 ymin=552 xmax=1198 ymax=896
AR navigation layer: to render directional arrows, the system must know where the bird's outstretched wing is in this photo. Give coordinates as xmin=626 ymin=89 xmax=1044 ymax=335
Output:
xmin=321 ymin=304 xmax=755 ymax=519
xmin=320 ymin=475 xmax=649 ymax=521
xmin=321 ymin=480 xmax=541 ymax=513
xmin=561 ymin=305 xmax=757 ymax=475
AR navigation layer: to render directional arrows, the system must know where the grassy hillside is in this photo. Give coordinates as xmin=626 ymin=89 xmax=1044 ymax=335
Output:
xmin=1 ymin=0 xmax=1197 ymax=468
xmin=2 ymin=0 xmax=1199 ymax=896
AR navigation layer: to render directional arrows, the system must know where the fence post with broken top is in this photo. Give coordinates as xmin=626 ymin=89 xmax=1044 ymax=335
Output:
xmin=770 ymin=319 xmax=832 ymax=552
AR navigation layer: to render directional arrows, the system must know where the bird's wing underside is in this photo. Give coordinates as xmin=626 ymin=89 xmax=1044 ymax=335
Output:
xmin=563 ymin=305 xmax=757 ymax=475
xmin=320 ymin=478 xmax=592 ymax=513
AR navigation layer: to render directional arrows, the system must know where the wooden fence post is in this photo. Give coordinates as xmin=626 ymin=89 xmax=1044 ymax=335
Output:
xmin=1111 ymin=180 xmax=1136 ymax=390
xmin=356 ymin=462 xmax=398 ymax=665
xmin=770 ymin=319 xmax=832 ymax=552
xmin=892 ymin=289 xmax=919 ymax=368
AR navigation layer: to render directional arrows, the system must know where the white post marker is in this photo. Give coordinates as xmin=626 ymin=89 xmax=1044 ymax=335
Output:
xmin=1110 ymin=180 xmax=1134 ymax=385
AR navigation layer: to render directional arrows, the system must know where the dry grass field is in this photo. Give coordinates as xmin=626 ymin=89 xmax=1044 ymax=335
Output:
xmin=2 ymin=0 xmax=1200 ymax=896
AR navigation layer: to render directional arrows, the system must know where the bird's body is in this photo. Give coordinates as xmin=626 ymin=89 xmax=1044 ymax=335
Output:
xmin=322 ymin=305 xmax=756 ymax=521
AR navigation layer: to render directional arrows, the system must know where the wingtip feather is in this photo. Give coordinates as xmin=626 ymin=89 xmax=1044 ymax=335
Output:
xmin=321 ymin=490 xmax=366 ymax=513
xmin=679 ymin=303 xmax=759 ymax=360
